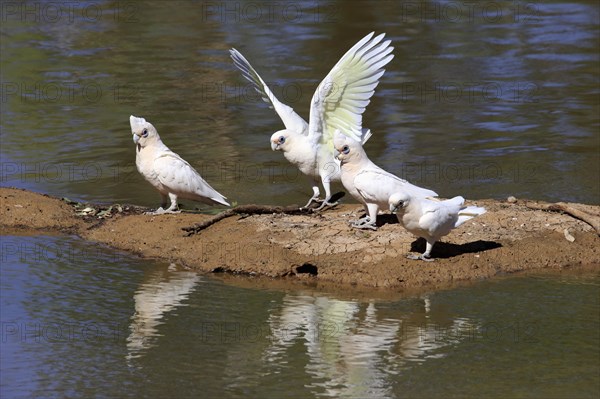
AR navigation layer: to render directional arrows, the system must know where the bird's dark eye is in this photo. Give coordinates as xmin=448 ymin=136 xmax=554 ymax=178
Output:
xmin=279 ymin=136 xmax=286 ymax=144
xmin=342 ymin=145 xmax=350 ymax=154
xmin=142 ymin=129 xmax=148 ymax=138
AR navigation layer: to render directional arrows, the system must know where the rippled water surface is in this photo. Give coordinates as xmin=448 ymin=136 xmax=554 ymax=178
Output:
xmin=1 ymin=1 xmax=599 ymax=398
xmin=1 ymin=235 xmax=598 ymax=398
xmin=1 ymin=1 xmax=598 ymax=205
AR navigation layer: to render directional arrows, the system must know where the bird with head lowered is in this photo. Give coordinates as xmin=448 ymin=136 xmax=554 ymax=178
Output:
xmin=389 ymin=192 xmax=486 ymax=261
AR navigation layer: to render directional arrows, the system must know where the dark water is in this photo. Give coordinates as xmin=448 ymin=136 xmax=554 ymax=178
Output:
xmin=1 ymin=1 xmax=598 ymax=206
xmin=1 ymin=235 xmax=598 ymax=399
xmin=1 ymin=1 xmax=599 ymax=398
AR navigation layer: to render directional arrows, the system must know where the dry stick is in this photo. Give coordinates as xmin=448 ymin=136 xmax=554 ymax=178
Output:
xmin=182 ymin=192 xmax=346 ymax=236
xmin=524 ymin=201 xmax=600 ymax=235
xmin=182 ymin=204 xmax=310 ymax=236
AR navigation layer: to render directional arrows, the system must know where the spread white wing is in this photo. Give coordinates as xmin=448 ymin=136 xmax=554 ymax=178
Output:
xmin=354 ymin=168 xmax=438 ymax=204
xmin=308 ymin=32 xmax=394 ymax=150
xmin=230 ymin=48 xmax=308 ymax=135
xmin=154 ymin=152 xmax=229 ymax=206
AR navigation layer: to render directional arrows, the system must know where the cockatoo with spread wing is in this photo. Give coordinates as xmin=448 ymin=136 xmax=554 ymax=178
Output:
xmin=130 ymin=115 xmax=229 ymax=214
xmin=230 ymin=32 xmax=393 ymax=209
xmin=389 ymin=193 xmax=486 ymax=261
xmin=333 ymin=131 xmax=437 ymax=230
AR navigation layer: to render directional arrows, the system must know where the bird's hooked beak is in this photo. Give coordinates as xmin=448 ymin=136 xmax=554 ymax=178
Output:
xmin=390 ymin=201 xmax=403 ymax=213
xmin=130 ymin=115 xmax=147 ymax=145
xmin=271 ymin=141 xmax=279 ymax=151
xmin=333 ymin=149 xmax=341 ymax=160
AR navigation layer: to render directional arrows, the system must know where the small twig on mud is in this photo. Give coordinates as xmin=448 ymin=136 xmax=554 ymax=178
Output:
xmin=524 ymin=201 xmax=600 ymax=235
xmin=182 ymin=192 xmax=345 ymax=236
xmin=182 ymin=204 xmax=309 ymax=236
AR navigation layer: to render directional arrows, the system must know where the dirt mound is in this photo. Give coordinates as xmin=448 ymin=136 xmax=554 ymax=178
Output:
xmin=1 ymin=187 xmax=598 ymax=290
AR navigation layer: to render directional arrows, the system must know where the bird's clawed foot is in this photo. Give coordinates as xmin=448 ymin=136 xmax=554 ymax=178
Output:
xmin=349 ymin=216 xmax=377 ymax=231
xmin=406 ymin=253 xmax=434 ymax=262
xmin=145 ymin=207 xmax=181 ymax=215
xmin=314 ymin=200 xmax=338 ymax=212
xmin=301 ymin=196 xmax=322 ymax=210
xmin=301 ymin=191 xmax=345 ymax=211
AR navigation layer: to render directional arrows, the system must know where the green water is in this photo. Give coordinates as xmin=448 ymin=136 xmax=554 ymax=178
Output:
xmin=1 ymin=1 xmax=599 ymax=398
xmin=1 ymin=1 xmax=598 ymax=205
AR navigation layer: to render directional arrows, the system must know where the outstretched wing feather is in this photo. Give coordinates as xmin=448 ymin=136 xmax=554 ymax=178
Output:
xmin=230 ymin=48 xmax=308 ymax=134
xmin=307 ymin=32 xmax=395 ymax=148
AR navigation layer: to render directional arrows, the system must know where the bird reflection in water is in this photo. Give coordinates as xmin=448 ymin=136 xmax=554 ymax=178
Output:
xmin=264 ymin=294 xmax=479 ymax=398
xmin=126 ymin=264 xmax=201 ymax=363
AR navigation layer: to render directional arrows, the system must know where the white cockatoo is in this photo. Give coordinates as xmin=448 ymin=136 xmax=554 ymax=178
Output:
xmin=230 ymin=32 xmax=393 ymax=209
xmin=333 ymin=130 xmax=437 ymax=230
xmin=389 ymin=193 xmax=487 ymax=261
xmin=129 ymin=115 xmax=229 ymax=214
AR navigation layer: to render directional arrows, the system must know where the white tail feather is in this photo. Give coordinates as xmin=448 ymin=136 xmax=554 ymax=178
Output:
xmin=455 ymin=206 xmax=486 ymax=227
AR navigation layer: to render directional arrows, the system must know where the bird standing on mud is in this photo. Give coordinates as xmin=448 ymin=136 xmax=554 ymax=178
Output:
xmin=333 ymin=130 xmax=437 ymax=230
xmin=389 ymin=193 xmax=486 ymax=261
xmin=129 ymin=115 xmax=230 ymax=214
